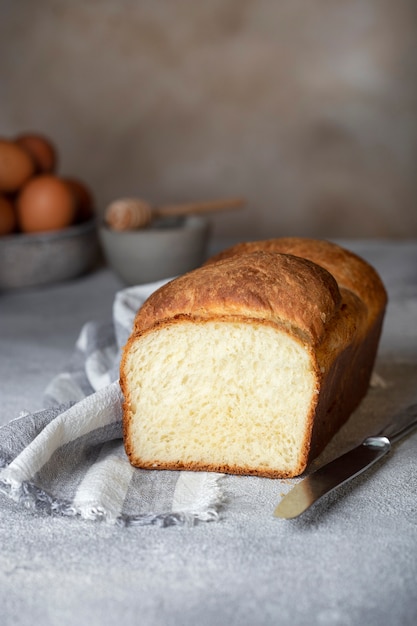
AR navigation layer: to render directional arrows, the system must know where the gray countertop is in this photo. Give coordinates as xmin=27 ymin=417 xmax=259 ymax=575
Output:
xmin=1 ymin=239 xmax=417 ymax=626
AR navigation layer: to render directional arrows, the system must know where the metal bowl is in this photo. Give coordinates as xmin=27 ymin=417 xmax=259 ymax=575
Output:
xmin=99 ymin=215 xmax=210 ymax=285
xmin=0 ymin=219 xmax=100 ymax=290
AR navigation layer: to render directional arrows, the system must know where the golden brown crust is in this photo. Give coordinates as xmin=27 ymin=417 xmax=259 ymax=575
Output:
xmin=122 ymin=456 xmax=306 ymax=480
xmin=205 ymin=237 xmax=387 ymax=325
xmin=133 ymin=251 xmax=342 ymax=346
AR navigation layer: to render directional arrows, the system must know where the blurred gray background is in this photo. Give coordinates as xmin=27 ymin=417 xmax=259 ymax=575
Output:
xmin=1 ymin=0 xmax=416 ymax=241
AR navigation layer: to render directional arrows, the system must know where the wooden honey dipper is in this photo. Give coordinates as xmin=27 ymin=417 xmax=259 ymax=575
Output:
xmin=104 ymin=196 xmax=245 ymax=231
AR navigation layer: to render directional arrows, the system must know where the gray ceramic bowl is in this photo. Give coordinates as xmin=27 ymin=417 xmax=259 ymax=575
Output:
xmin=0 ymin=219 xmax=100 ymax=290
xmin=99 ymin=215 xmax=210 ymax=285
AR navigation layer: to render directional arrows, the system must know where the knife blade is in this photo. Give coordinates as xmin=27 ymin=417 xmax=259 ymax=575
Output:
xmin=274 ymin=403 xmax=417 ymax=519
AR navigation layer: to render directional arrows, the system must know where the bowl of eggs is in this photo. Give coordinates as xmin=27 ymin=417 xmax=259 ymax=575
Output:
xmin=0 ymin=132 xmax=99 ymax=289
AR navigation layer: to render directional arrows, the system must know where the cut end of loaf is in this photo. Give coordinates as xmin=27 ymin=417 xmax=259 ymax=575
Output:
xmin=122 ymin=320 xmax=319 ymax=478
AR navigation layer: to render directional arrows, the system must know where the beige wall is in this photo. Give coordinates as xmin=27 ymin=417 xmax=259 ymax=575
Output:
xmin=1 ymin=0 xmax=416 ymax=240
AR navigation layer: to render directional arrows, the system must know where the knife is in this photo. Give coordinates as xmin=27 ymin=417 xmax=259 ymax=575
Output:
xmin=274 ymin=403 xmax=417 ymax=519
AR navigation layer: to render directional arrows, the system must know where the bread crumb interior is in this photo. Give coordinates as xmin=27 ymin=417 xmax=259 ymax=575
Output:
xmin=124 ymin=321 xmax=317 ymax=474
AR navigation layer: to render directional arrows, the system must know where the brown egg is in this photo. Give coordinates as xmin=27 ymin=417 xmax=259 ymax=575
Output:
xmin=0 ymin=139 xmax=35 ymax=193
xmin=63 ymin=177 xmax=94 ymax=222
xmin=17 ymin=175 xmax=76 ymax=233
xmin=15 ymin=132 xmax=57 ymax=174
xmin=0 ymin=194 xmax=17 ymax=235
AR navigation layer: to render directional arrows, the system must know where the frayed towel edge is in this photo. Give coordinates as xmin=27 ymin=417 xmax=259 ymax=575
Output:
xmin=0 ymin=471 xmax=225 ymax=528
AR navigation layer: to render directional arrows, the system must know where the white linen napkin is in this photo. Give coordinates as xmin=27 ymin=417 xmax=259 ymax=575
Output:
xmin=0 ymin=280 xmax=224 ymax=526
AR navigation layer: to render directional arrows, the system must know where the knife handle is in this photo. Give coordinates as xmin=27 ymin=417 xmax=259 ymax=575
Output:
xmin=379 ymin=403 xmax=417 ymax=445
xmin=364 ymin=436 xmax=391 ymax=450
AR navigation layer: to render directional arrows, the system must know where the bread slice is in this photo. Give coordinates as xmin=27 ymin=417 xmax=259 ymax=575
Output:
xmin=121 ymin=239 xmax=387 ymax=478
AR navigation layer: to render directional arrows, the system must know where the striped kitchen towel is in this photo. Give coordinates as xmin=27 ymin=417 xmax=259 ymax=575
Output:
xmin=0 ymin=280 xmax=224 ymax=526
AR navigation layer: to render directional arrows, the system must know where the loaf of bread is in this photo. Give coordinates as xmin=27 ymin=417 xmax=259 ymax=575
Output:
xmin=120 ymin=237 xmax=387 ymax=478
